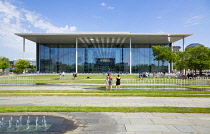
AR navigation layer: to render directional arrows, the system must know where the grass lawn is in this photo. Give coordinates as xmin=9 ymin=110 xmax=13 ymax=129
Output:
xmin=0 ymin=74 xmax=209 ymax=113
xmin=0 ymin=106 xmax=210 ymax=113
xmin=1 ymin=90 xmax=210 ymax=97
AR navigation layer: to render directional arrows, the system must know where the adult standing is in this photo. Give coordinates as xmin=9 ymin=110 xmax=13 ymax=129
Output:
xmin=75 ymin=73 xmax=77 ymax=80
xmin=108 ymin=74 xmax=113 ymax=90
xmin=105 ymin=74 xmax=109 ymax=91
xmin=116 ymin=74 xmax=121 ymax=90
xmin=73 ymin=72 xmax=75 ymax=80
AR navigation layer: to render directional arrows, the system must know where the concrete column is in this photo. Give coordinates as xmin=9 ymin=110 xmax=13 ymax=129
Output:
xmin=168 ymin=63 xmax=170 ymax=73
xmin=171 ymin=43 xmax=174 ymax=73
xmin=168 ymin=43 xmax=172 ymax=73
xmin=129 ymin=37 xmax=132 ymax=74
xmin=36 ymin=43 xmax=40 ymax=72
xmin=183 ymin=37 xmax=185 ymax=51
xmin=76 ymin=38 xmax=78 ymax=73
xmin=23 ymin=38 xmax=25 ymax=59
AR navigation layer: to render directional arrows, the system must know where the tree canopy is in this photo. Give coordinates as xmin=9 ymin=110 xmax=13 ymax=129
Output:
xmin=152 ymin=45 xmax=176 ymax=63
xmin=0 ymin=56 xmax=10 ymax=74
xmin=152 ymin=45 xmax=210 ymax=75
xmin=173 ymin=51 xmax=190 ymax=73
xmin=152 ymin=45 xmax=176 ymax=71
xmin=15 ymin=59 xmax=30 ymax=73
xmin=185 ymin=45 xmax=210 ymax=75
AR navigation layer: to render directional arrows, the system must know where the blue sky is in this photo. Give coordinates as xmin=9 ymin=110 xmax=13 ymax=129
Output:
xmin=0 ymin=0 xmax=210 ymax=60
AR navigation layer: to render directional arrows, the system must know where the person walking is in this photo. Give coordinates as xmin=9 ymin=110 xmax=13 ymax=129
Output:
xmin=59 ymin=72 xmax=62 ymax=79
xmin=62 ymin=71 xmax=65 ymax=78
xmin=116 ymin=74 xmax=121 ymax=90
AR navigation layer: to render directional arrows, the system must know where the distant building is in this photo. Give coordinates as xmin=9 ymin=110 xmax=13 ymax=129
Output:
xmin=172 ymin=46 xmax=181 ymax=52
xmin=11 ymin=58 xmax=36 ymax=67
xmin=15 ymin=32 xmax=192 ymax=73
xmin=186 ymin=43 xmax=202 ymax=49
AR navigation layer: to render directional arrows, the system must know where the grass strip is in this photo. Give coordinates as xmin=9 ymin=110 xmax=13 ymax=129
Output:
xmin=1 ymin=90 xmax=210 ymax=94
xmin=1 ymin=93 xmax=210 ymax=97
xmin=0 ymin=106 xmax=209 ymax=113
xmin=0 ymin=85 xmax=209 ymax=90
xmin=1 ymin=90 xmax=210 ymax=97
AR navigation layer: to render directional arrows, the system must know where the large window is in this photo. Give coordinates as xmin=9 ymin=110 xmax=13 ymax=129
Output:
xmin=131 ymin=44 xmax=168 ymax=73
xmin=77 ymin=43 xmax=130 ymax=73
xmin=39 ymin=43 xmax=76 ymax=73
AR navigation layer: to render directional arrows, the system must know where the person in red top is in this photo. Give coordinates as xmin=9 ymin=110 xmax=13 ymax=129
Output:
xmin=108 ymin=74 xmax=113 ymax=90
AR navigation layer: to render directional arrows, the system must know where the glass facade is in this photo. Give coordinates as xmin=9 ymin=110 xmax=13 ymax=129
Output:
xmin=38 ymin=42 xmax=168 ymax=73
xmin=131 ymin=44 xmax=168 ymax=73
xmin=39 ymin=43 xmax=76 ymax=73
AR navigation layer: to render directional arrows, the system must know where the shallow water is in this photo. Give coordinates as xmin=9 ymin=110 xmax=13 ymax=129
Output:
xmin=0 ymin=115 xmax=77 ymax=133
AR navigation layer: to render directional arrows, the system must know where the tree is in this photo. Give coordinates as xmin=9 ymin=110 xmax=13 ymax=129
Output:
xmin=152 ymin=45 xmax=176 ymax=72
xmin=0 ymin=56 xmax=10 ymax=74
xmin=173 ymin=51 xmax=190 ymax=74
xmin=15 ymin=59 xmax=30 ymax=74
xmin=185 ymin=45 xmax=210 ymax=75
xmin=28 ymin=65 xmax=36 ymax=72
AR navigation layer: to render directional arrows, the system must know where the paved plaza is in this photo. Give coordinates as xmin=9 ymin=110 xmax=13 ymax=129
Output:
xmin=69 ymin=112 xmax=210 ymax=134
xmin=1 ymin=96 xmax=210 ymax=107
xmin=0 ymin=112 xmax=209 ymax=134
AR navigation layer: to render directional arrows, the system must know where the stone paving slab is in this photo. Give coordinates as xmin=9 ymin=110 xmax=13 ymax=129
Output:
xmin=125 ymin=124 xmax=171 ymax=132
xmin=192 ymin=125 xmax=210 ymax=133
xmin=115 ymin=119 xmax=131 ymax=125
xmin=129 ymin=118 xmax=154 ymax=125
xmin=83 ymin=124 xmax=126 ymax=132
xmin=189 ymin=119 xmax=210 ymax=126
xmin=134 ymin=132 xmax=162 ymax=134
xmin=173 ymin=125 xmax=198 ymax=133
xmin=151 ymin=118 xmax=195 ymax=125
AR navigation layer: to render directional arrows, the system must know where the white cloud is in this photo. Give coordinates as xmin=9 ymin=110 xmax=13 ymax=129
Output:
xmin=192 ymin=16 xmax=202 ymax=19
xmin=107 ymin=6 xmax=114 ymax=10
xmin=101 ymin=3 xmax=106 ymax=6
xmin=23 ymin=9 xmax=77 ymax=33
xmin=185 ymin=15 xmax=203 ymax=27
xmin=157 ymin=31 xmax=165 ymax=33
xmin=100 ymin=2 xmax=114 ymax=10
xmin=0 ymin=0 xmax=77 ymax=59
xmin=156 ymin=16 xmax=164 ymax=19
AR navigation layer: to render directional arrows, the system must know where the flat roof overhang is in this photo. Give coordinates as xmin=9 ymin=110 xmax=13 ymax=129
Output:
xmin=15 ymin=32 xmax=192 ymax=44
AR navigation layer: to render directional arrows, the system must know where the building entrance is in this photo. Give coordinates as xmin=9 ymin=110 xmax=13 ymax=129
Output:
xmin=95 ymin=58 xmax=115 ymax=72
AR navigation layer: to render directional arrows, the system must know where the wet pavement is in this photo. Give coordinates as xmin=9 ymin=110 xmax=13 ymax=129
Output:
xmin=1 ymin=112 xmax=210 ymax=134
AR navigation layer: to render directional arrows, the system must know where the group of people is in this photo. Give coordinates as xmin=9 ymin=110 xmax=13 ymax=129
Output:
xmin=138 ymin=72 xmax=150 ymax=78
xmin=59 ymin=72 xmax=77 ymax=80
xmin=105 ymin=74 xmax=121 ymax=91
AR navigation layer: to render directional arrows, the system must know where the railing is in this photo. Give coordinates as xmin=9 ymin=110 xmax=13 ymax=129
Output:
xmin=121 ymin=77 xmax=210 ymax=90
xmin=0 ymin=77 xmax=34 ymax=85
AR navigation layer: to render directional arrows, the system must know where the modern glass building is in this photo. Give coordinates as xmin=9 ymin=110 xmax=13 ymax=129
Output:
xmin=15 ymin=32 xmax=192 ymax=73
